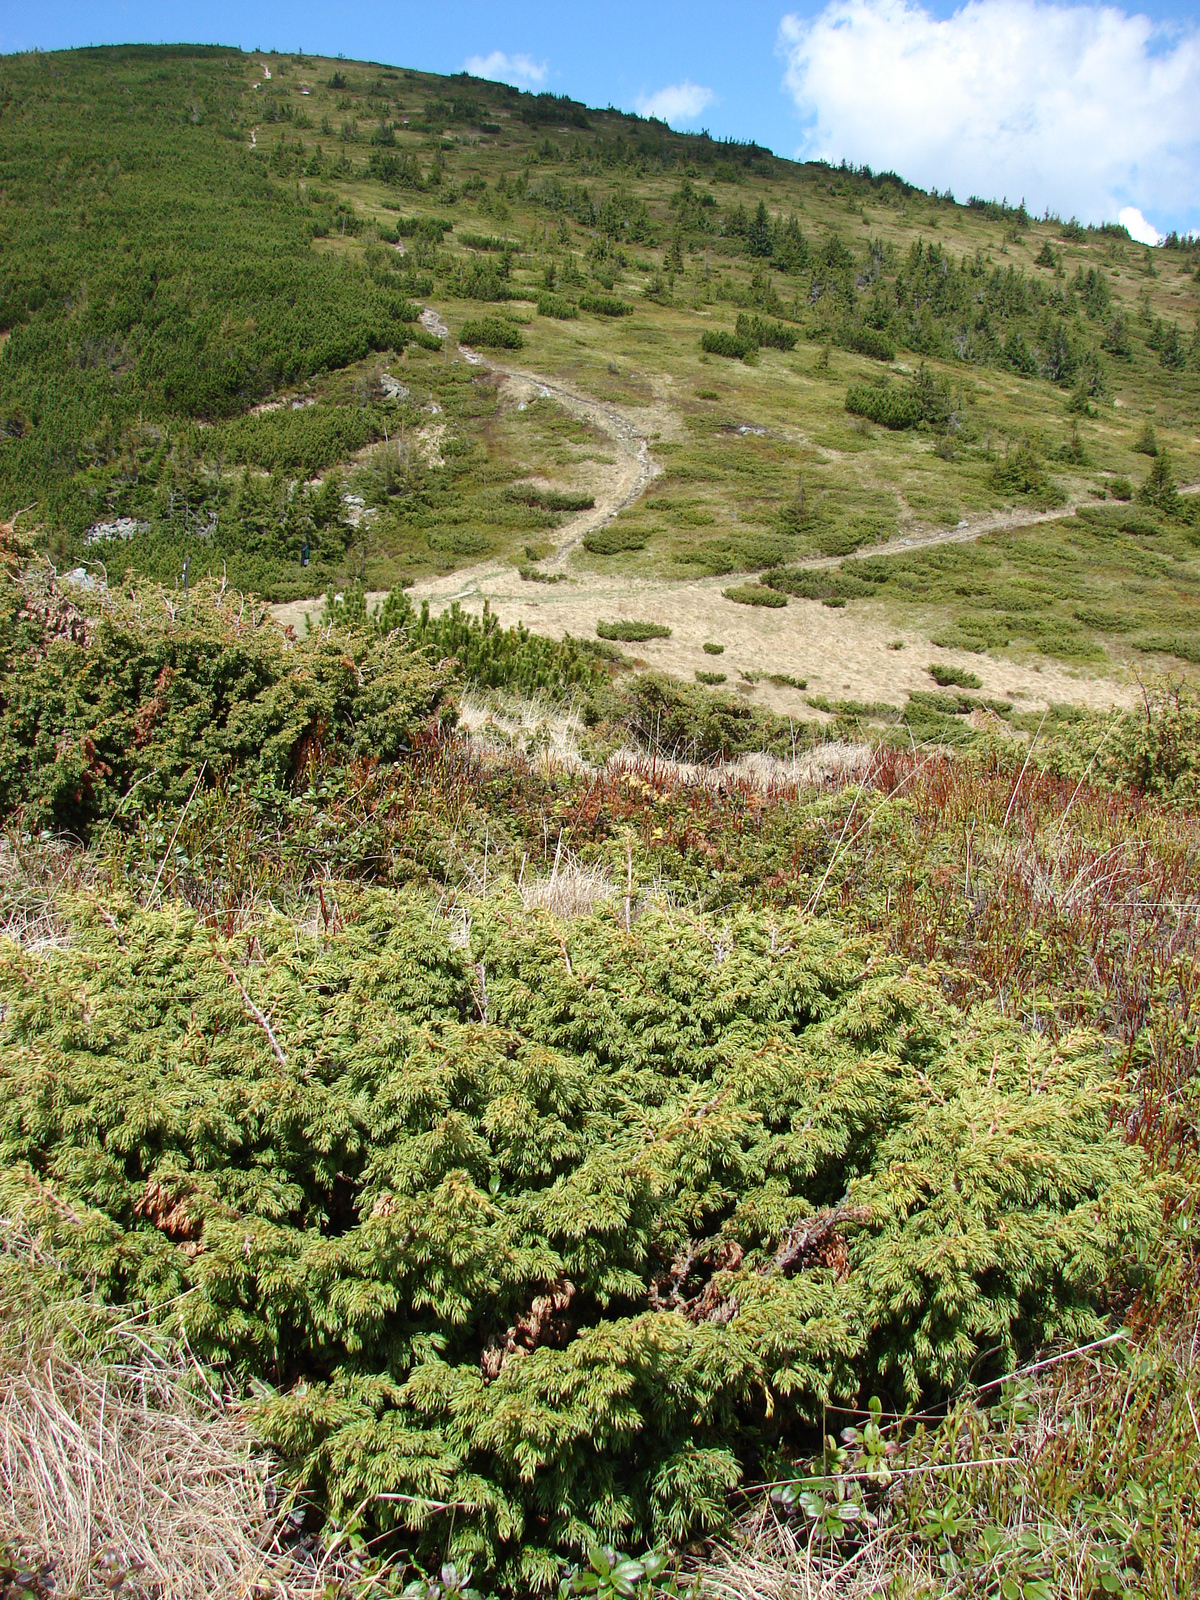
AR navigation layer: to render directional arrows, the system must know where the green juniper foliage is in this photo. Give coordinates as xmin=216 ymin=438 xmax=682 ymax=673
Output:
xmin=0 ymin=896 xmax=1155 ymax=1588
xmin=0 ymin=562 xmax=454 ymax=832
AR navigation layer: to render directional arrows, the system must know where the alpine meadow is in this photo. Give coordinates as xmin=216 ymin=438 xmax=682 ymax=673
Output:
xmin=3 ymin=39 xmax=1200 ymax=1600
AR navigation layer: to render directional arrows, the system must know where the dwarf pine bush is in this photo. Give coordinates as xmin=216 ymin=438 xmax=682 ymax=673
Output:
xmin=459 ymin=317 xmax=524 ymax=350
xmin=0 ymin=890 xmax=1157 ymax=1590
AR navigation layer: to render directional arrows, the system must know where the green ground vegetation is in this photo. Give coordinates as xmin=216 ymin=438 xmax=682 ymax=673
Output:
xmin=2 ymin=539 xmax=1199 ymax=1594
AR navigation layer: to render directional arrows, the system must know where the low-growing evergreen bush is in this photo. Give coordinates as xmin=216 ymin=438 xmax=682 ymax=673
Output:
xmin=506 ymin=486 xmax=596 ymax=514
xmin=845 ymin=365 xmax=951 ymax=431
xmin=701 ymin=330 xmax=755 ymax=361
xmin=763 ymin=567 xmax=875 ymax=602
xmin=0 ymin=896 xmax=1159 ymax=1589
xmin=839 ymin=325 xmax=897 ymax=362
xmin=929 ymin=662 xmax=983 ymax=689
xmin=583 ymin=527 xmax=649 ymax=555
xmin=723 ymin=584 xmax=787 ymax=607
xmin=990 ymin=439 xmax=1063 ymax=502
xmin=459 ymin=317 xmax=524 ymax=350
xmin=537 ymin=292 xmax=580 ymax=319
xmin=596 ymin=619 xmax=671 ymax=641
xmin=0 ymin=562 xmax=454 ymax=834
xmin=377 ymin=593 xmax=614 ymax=696
xmin=734 ymin=314 xmax=797 ymax=351
xmin=844 ymin=382 xmax=923 ymax=429
xmin=578 ymin=293 xmax=633 ymax=317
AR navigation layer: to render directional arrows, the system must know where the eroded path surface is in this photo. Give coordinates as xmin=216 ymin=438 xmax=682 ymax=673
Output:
xmin=461 ymin=348 xmax=662 ymax=565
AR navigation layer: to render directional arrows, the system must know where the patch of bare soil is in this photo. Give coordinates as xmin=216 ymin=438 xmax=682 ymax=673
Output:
xmin=400 ymin=563 xmax=1135 ymax=718
xmin=270 ymin=570 xmax=1132 ymax=722
xmin=419 ymin=307 xmax=449 ymax=341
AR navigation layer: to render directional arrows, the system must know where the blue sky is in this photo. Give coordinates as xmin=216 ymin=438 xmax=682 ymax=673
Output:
xmin=6 ymin=1 xmax=1200 ymax=236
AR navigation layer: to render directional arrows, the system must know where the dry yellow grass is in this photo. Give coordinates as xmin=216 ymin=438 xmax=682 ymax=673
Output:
xmin=0 ymin=1219 xmax=353 ymax=1599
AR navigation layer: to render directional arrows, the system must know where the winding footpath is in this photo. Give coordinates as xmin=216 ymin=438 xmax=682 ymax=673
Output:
xmin=431 ymin=314 xmax=1198 ymax=575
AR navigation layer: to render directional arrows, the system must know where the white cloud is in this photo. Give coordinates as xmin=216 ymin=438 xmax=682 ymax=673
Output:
xmin=1118 ymin=205 xmax=1161 ymax=246
xmin=635 ymin=80 xmax=716 ymax=126
xmin=463 ymin=50 xmax=548 ymax=90
xmin=778 ymin=1 xmax=1200 ymax=230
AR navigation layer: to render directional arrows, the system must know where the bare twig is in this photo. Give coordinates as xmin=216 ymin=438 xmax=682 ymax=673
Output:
xmin=148 ymin=762 xmax=207 ymax=902
xmin=213 ymin=950 xmax=288 ymax=1070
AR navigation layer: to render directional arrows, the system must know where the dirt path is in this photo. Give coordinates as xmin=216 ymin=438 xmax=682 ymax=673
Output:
xmin=439 ymin=326 xmax=662 ymax=565
xmin=806 ymin=483 xmax=1200 ymax=573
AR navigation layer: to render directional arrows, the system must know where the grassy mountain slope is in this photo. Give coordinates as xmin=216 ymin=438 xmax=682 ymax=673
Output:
xmin=1 ymin=44 xmax=1199 ymax=691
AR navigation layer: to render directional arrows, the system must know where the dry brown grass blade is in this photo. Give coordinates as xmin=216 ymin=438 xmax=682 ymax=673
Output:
xmin=0 ymin=1222 xmax=348 ymax=1599
xmin=0 ymin=1347 xmax=344 ymax=1598
xmin=519 ymin=849 xmax=615 ymax=919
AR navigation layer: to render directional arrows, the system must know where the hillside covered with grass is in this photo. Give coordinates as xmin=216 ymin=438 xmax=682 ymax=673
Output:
xmin=1 ymin=43 xmax=1200 ymax=1600
xmin=1 ymin=43 xmax=1199 ymax=691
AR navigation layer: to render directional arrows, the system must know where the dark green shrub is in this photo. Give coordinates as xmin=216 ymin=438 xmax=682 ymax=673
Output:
xmin=596 ymin=619 xmax=671 ymax=641
xmin=929 ymin=662 xmax=982 ymax=689
xmin=734 ymin=314 xmax=797 ymax=351
xmin=840 ymin=325 xmax=896 ymax=362
xmin=763 ymin=567 xmax=876 ymax=602
xmin=723 ymin=584 xmax=787 ymax=607
xmin=0 ymin=564 xmax=454 ymax=834
xmin=1139 ymin=452 xmax=1182 ymax=514
xmin=584 ymin=527 xmax=649 ymax=555
xmin=702 ymin=642 xmax=724 ymax=655
xmin=1134 ymin=633 xmax=1200 ymax=665
xmin=507 ymin=486 xmax=596 ymax=513
xmin=459 ymin=317 xmax=524 ymax=350
xmin=701 ymin=330 xmax=755 ymax=361
xmin=695 ymin=669 xmax=727 ymax=684
xmin=845 ymin=383 xmax=924 ymax=429
xmin=427 ymin=529 xmax=493 ymax=555
xmin=537 ymin=292 xmax=579 ymax=319
xmin=807 ymin=693 xmax=900 ymax=720
xmin=846 ymin=365 xmax=951 ymax=430
xmin=578 ymin=293 xmax=633 ymax=317
xmin=990 ymin=440 xmax=1062 ymax=502
xmin=450 ymin=259 xmax=515 ymax=302
xmin=459 ymin=233 xmax=521 ymax=253
xmin=411 ymin=327 xmax=446 ymax=351
xmin=375 ymin=594 xmax=614 ymax=694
